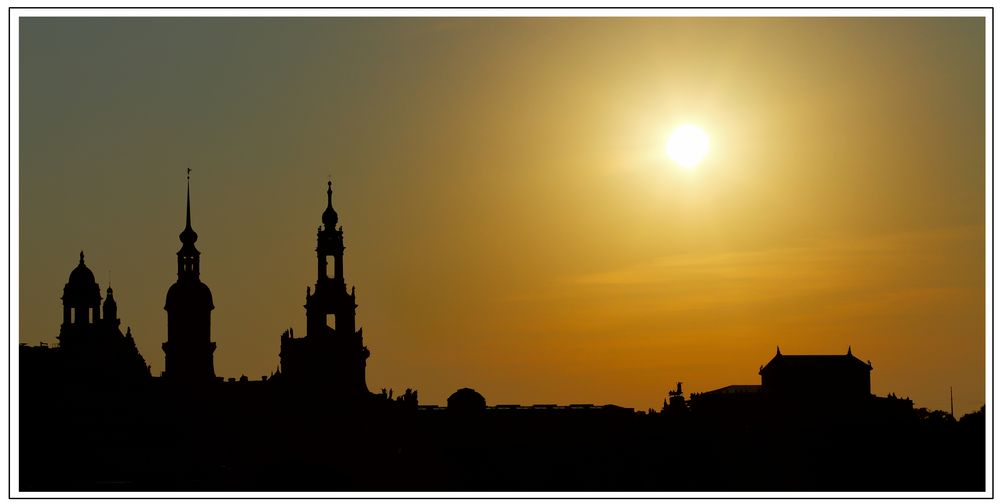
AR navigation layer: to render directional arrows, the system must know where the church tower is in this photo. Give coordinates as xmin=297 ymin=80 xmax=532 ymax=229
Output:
xmin=163 ymin=173 xmax=216 ymax=383
xmin=54 ymin=252 xmax=151 ymax=381
xmin=279 ymin=181 xmax=370 ymax=397
xmin=57 ymin=251 xmax=102 ymax=348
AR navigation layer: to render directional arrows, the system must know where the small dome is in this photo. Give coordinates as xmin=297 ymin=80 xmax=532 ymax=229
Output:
xmin=63 ymin=252 xmax=101 ymax=305
xmin=179 ymin=224 xmax=198 ymax=246
xmin=447 ymin=387 xmax=486 ymax=411
xmin=165 ymin=279 xmax=214 ymax=312
xmin=67 ymin=252 xmax=96 ymax=287
xmin=103 ymin=286 xmax=118 ymax=314
xmin=322 ymin=181 xmax=338 ymax=228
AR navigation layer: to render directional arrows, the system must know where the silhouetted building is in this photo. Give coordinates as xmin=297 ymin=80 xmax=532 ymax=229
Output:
xmin=759 ymin=346 xmax=872 ymax=400
xmin=58 ymin=251 xmax=104 ymax=347
xmin=31 ymin=252 xmax=151 ymax=384
xmin=690 ymin=347 xmax=879 ymax=419
xmin=279 ymin=181 xmax=370 ymax=398
xmin=163 ymin=176 xmax=216 ymax=383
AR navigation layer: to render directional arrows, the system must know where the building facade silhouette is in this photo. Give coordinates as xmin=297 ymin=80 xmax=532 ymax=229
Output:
xmin=279 ymin=182 xmax=370 ymax=397
xmin=33 ymin=251 xmax=151 ymax=383
xmin=759 ymin=346 xmax=873 ymax=400
xmin=162 ymin=176 xmax=216 ymax=383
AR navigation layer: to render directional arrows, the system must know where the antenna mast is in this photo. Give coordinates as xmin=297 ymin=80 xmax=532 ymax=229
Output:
xmin=950 ymin=386 xmax=954 ymax=419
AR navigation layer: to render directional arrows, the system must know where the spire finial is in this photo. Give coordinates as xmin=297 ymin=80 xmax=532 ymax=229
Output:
xmin=321 ymin=179 xmax=339 ymax=228
xmin=79 ymin=251 xmax=85 ymax=264
xmin=847 ymin=345 xmax=852 ymax=356
xmin=776 ymin=346 xmax=782 ymax=356
xmin=186 ymin=168 xmax=192 ymax=230
xmin=179 ymin=169 xmax=199 ymax=246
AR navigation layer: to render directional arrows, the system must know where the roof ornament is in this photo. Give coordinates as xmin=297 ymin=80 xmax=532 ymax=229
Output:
xmin=321 ymin=179 xmax=339 ymax=228
xmin=776 ymin=346 xmax=781 ymax=356
xmin=847 ymin=345 xmax=853 ymax=356
xmin=79 ymin=250 xmax=85 ymax=264
xmin=179 ymin=168 xmax=199 ymax=246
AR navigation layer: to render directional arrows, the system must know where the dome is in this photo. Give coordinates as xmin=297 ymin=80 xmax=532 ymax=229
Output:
xmin=179 ymin=224 xmax=198 ymax=246
xmin=67 ymin=252 xmax=96 ymax=287
xmin=322 ymin=181 xmax=338 ymax=228
xmin=164 ymin=279 xmax=215 ymax=312
xmin=63 ymin=252 xmax=101 ymax=304
xmin=447 ymin=387 xmax=486 ymax=411
xmin=322 ymin=205 xmax=338 ymax=228
xmin=103 ymin=286 xmax=117 ymax=310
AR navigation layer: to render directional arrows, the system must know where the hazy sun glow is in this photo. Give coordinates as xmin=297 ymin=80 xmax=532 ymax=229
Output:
xmin=666 ymin=124 xmax=710 ymax=169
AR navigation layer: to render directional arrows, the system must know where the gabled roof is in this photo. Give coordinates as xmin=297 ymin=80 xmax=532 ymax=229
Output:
xmin=759 ymin=347 xmax=873 ymax=375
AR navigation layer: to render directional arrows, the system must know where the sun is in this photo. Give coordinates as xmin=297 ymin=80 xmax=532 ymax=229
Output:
xmin=666 ymin=124 xmax=710 ymax=169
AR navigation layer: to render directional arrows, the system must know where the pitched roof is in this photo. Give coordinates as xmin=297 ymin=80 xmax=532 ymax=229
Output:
xmin=760 ymin=349 xmax=872 ymax=375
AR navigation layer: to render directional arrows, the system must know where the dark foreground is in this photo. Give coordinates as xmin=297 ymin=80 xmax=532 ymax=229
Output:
xmin=19 ymin=378 xmax=985 ymax=492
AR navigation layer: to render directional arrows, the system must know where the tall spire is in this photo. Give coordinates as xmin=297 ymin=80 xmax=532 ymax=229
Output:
xmin=186 ymin=168 xmax=192 ymax=231
xmin=179 ymin=168 xmax=198 ymax=246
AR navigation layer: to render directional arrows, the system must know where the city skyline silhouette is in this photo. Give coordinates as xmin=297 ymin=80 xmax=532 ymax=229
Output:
xmin=16 ymin=178 xmax=986 ymax=492
xmin=17 ymin=16 xmax=986 ymax=416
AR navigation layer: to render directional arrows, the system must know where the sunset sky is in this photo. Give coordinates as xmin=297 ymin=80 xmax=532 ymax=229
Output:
xmin=17 ymin=16 xmax=986 ymax=413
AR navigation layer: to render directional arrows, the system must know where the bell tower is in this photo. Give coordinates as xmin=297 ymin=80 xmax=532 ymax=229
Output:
xmin=163 ymin=171 xmax=216 ymax=383
xmin=305 ymin=181 xmax=357 ymax=339
xmin=280 ymin=181 xmax=370 ymax=397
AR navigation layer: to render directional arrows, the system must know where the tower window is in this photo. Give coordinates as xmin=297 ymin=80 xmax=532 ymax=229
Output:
xmin=327 ymin=313 xmax=336 ymax=330
xmin=325 ymin=256 xmax=333 ymax=279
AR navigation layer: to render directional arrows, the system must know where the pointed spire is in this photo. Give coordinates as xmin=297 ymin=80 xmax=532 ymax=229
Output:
xmin=179 ymin=169 xmax=199 ymax=246
xmin=847 ymin=345 xmax=852 ymax=356
xmin=776 ymin=346 xmax=782 ymax=356
xmin=186 ymin=168 xmax=192 ymax=231
xmin=79 ymin=250 xmax=85 ymax=264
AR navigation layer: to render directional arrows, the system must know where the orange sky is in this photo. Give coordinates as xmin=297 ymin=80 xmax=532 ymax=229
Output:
xmin=18 ymin=16 xmax=986 ymax=413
